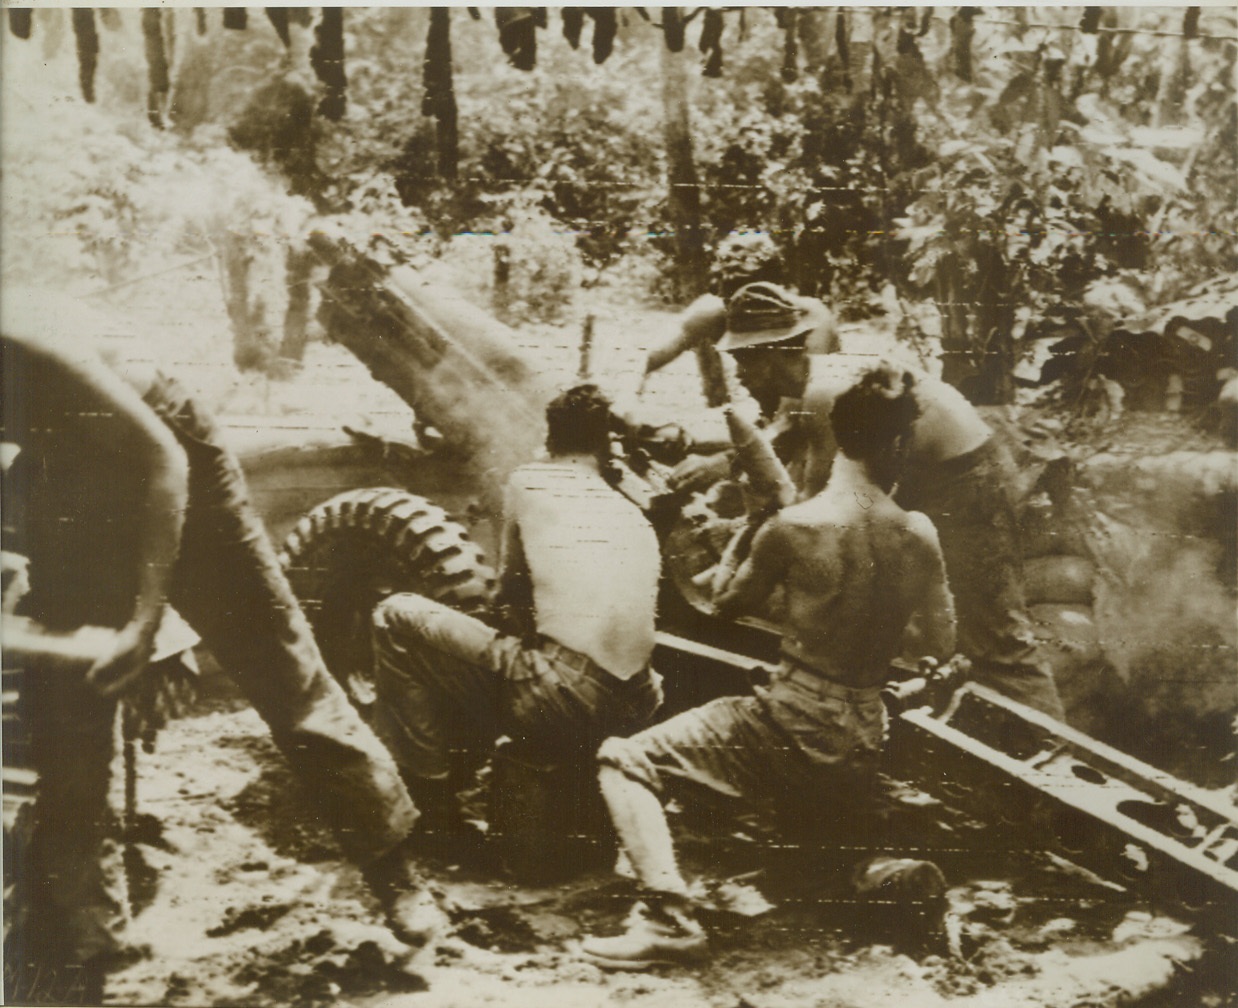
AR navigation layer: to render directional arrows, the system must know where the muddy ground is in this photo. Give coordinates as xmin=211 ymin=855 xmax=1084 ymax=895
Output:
xmin=106 ymin=696 xmax=1224 ymax=1008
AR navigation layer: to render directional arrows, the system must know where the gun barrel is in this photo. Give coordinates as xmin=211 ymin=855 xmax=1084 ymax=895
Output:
xmin=310 ymin=234 xmax=553 ymax=506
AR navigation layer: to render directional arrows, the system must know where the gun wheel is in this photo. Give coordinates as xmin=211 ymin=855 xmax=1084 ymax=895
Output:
xmin=279 ymin=488 xmax=495 ymax=717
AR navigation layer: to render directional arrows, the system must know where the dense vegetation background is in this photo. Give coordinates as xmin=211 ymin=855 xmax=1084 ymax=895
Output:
xmin=4 ymin=6 xmax=1236 ymax=408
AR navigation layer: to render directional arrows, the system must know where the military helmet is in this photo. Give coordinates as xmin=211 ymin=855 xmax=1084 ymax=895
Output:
xmin=717 ymin=282 xmax=816 ymax=352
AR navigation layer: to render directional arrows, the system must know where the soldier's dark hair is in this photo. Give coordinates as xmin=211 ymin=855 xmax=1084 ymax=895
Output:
xmin=831 ymin=365 xmax=920 ymax=483
xmin=545 ymin=383 xmax=613 ymax=460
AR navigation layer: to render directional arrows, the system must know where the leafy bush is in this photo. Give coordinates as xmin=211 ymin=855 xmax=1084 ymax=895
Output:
xmin=2 ymin=83 xmax=316 ymax=373
xmin=319 ymin=9 xmax=664 ymax=274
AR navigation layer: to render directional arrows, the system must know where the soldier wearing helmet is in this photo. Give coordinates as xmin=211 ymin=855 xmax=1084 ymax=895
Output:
xmin=638 ymin=279 xmax=841 ymax=391
xmin=713 ymin=283 xmax=1064 ymax=721
xmin=640 ymin=241 xmax=839 ymax=385
xmin=636 ymin=280 xmax=838 ymax=497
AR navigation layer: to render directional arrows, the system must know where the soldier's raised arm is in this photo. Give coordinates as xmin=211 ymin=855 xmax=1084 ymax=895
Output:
xmin=642 ymin=293 xmax=727 ymax=379
xmin=3 ymin=333 xmax=189 ymax=695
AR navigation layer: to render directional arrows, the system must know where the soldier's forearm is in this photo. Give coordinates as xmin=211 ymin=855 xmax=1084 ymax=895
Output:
xmin=128 ymin=436 xmax=189 ymax=635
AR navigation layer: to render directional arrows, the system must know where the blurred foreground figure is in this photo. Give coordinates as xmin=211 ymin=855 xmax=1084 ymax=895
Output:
xmin=1 ymin=321 xmax=431 ymax=1003
xmin=580 ymin=366 xmax=957 ymax=969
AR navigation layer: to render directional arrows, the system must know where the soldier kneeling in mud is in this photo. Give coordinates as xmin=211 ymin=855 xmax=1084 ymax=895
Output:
xmin=579 ymin=365 xmax=957 ymax=969
xmin=370 ymin=384 xmax=664 ymax=854
xmin=2 ymin=314 xmax=437 ymax=1002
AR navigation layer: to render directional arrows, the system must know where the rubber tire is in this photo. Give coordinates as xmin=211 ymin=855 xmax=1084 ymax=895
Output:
xmin=279 ymin=488 xmax=495 ymax=715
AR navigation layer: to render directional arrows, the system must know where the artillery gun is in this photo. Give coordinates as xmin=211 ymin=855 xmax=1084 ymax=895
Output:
xmin=223 ymin=234 xmax=1238 ymax=928
xmin=242 ymin=233 xmax=767 ymax=715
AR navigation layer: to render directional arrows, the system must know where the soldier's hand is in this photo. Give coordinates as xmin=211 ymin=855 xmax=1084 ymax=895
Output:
xmin=644 ymin=295 xmax=726 ymax=376
xmin=680 ymin=294 xmax=727 ymax=345
xmin=739 ymin=480 xmax=785 ymax=519
xmin=85 ymin=620 xmax=157 ymax=698
xmin=668 ymin=451 xmax=732 ymax=494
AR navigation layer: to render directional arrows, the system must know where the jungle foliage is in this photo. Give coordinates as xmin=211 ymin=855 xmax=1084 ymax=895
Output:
xmin=7 ymin=6 xmax=1237 ymax=402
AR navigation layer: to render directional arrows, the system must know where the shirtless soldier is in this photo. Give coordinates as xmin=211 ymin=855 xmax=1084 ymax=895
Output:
xmin=370 ymin=384 xmax=664 ymax=845
xmin=714 ymin=283 xmax=1065 ymax=720
xmin=578 ymin=365 xmax=956 ymax=969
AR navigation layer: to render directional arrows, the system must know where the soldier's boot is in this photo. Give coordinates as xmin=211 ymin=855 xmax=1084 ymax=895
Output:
xmin=578 ymin=894 xmax=708 ymax=970
xmin=852 ymin=856 xmax=948 ymax=950
xmin=360 ymin=841 xmax=449 ymax=948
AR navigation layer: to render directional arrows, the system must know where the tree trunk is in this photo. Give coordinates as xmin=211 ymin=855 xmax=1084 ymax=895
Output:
xmin=949 ymin=8 xmax=977 ymax=82
xmin=796 ymin=8 xmax=831 ymax=73
xmin=311 ymin=8 xmax=346 ymax=121
xmin=936 ymin=247 xmax=1015 ymax=405
xmin=142 ymin=8 xmax=171 ymax=128
xmin=936 ymin=252 xmax=980 ymax=396
xmin=168 ymin=11 xmax=217 ymax=132
xmin=266 ymin=8 xmax=290 ymax=48
xmin=1153 ymin=34 xmax=1191 ymax=127
xmin=778 ymin=8 xmax=799 ymax=83
xmin=971 ymin=243 xmax=1016 ymax=405
xmin=422 ymin=6 xmax=459 ymax=179
xmin=162 ymin=7 xmax=176 ymax=66
xmin=40 ymin=9 xmax=66 ymax=61
xmin=71 ymin=8 xmax=98 ymax=103
xmin=659 ymin=23 xmax=706 ymax=301
xmin=492 ymin=239 xmax=511 ymax=314
xmin=8 ymin=8 xmax=32 ymax=40
xmin=659 ymin=22 xmax=727 ymax=407
xmin=218 ymin=232 xmax=276 ymax=373
xmin=279 ymin=247 xmax=316 ymax=363
xmin=841 ymin=7 xmax=877 ymax=93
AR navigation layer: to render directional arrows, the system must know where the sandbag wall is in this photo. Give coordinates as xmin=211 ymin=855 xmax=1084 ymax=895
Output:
xmin=1007 ymin=416 xmax=1236 ymax=786
xmin=1017 ymin=457 xmax=1120 ymax=738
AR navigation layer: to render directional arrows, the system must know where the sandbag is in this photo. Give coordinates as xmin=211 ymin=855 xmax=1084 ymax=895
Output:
xmin=1029 ymin=603 xmax=1118 ymax=736
xmin=1030 ymin=603 xmax=1100 ymax=653
xmin=1024 ymin=555 xmax=1095 ymax=606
